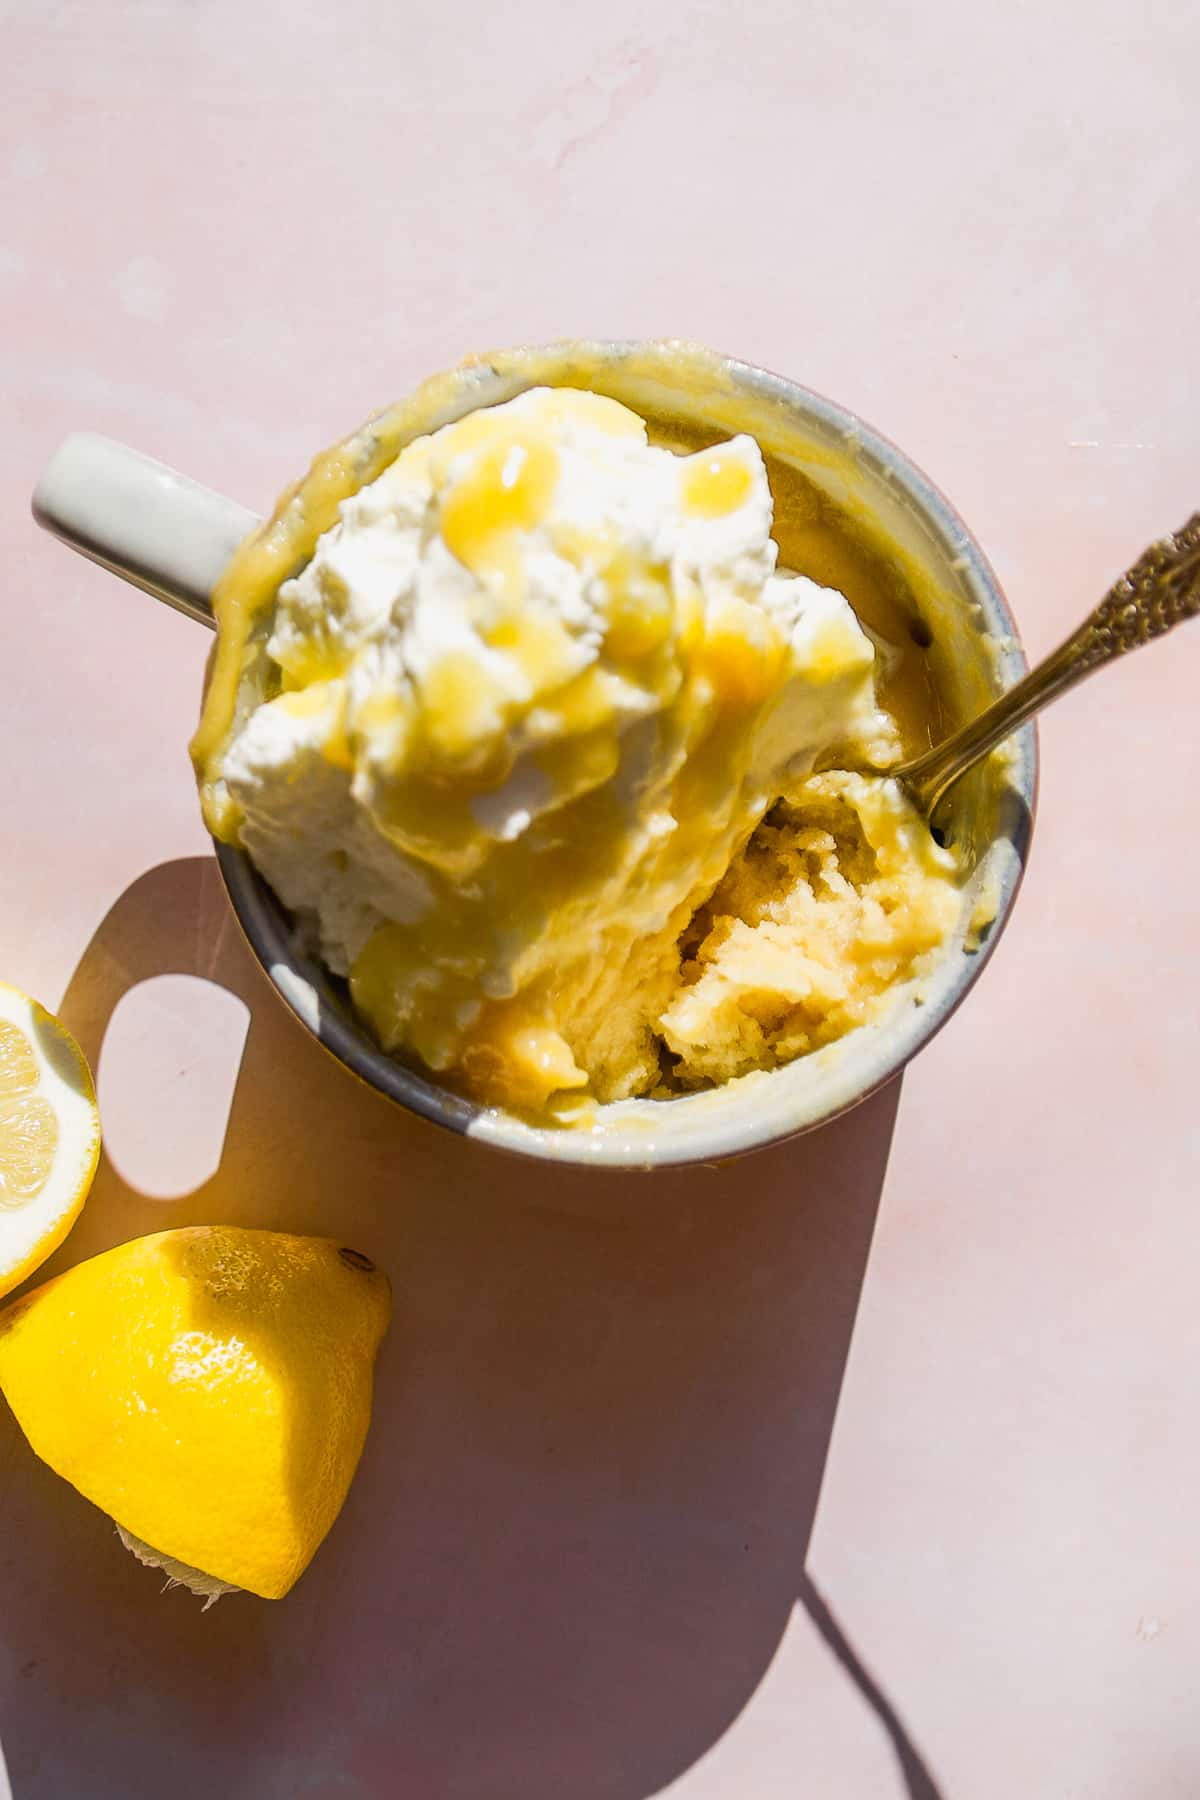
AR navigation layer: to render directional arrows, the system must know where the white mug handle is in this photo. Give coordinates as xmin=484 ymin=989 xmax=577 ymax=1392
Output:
xmin=31 ymin=433 xmax=260 ymax=629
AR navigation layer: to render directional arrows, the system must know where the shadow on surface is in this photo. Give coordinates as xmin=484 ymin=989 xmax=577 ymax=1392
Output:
xmin=0 ymin=857 xmax=942 ymax=1799
xmin=798 ymin=1575 xmax=943 ymax=1800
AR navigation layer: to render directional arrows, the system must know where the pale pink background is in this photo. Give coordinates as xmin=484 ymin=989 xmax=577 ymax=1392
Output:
xmin=2 ymin=3 xmax=1199 ymax=1796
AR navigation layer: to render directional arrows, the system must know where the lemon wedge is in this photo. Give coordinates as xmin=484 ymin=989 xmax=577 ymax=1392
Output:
xmin=0 ymin=983 xmax=100 ymax=1300
xmin=0 ymin=1226 xmax=392 ymax=1601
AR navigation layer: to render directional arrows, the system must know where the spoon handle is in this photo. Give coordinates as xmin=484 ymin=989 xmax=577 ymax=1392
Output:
xmin=896 ymin=512 xmax=1200 ymax=818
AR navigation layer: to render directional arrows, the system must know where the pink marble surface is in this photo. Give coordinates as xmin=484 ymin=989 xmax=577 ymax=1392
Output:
xmin=2 ymin=3 xmax=1199 ymax=1795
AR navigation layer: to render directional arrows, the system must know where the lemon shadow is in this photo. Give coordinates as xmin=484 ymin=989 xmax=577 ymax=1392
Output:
xmin=0 ymin=855 xmax=942 ymax=1799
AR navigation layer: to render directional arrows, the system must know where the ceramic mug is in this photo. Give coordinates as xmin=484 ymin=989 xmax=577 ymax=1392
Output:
xmin=32 ymin=341 xmax=1035 ymax=1168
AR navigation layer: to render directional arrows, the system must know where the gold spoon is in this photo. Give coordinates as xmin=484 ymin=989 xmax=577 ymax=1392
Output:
xmin=877 ymin=513 xmax=1200 ymax=820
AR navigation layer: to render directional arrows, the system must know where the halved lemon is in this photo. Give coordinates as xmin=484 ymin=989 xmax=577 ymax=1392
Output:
xmin=0 ymin=983 xmax=100 ymax=1299
xmin=0 ymin=1227 xmax=392 ymax=1600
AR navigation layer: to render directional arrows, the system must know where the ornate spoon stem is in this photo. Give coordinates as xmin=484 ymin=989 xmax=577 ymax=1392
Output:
xmin=884 ymin=514 xmax=1200 ymax=819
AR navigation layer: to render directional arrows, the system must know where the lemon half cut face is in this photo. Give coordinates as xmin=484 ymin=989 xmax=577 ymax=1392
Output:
xmin=0 ymin=983 xmax=100 ymax=1300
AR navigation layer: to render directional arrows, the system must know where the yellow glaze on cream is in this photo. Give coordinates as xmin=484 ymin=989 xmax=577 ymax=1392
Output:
xmin=681 ymin=449 xmax=754 ymax=519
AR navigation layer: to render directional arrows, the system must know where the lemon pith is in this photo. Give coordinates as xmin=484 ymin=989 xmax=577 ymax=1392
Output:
xmin=0 ymin=1227 xmax=392 ymax=1600
xmin=117 ymin=1526 xmax=241 ymax=1609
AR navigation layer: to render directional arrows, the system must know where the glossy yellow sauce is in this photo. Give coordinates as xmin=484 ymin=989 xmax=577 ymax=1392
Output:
xmin=681 ymin=449 xmax=754 ymax=518
xmin=440 ymin=437 xmax=559 ymax=596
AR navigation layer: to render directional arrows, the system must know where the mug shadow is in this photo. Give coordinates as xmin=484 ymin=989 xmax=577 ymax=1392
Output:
xmin=0 ymin=857 xmax=942 ymax=1800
